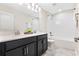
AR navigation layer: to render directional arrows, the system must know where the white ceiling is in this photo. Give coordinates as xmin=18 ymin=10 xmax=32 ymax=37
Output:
xmin=0 ymin=3 xmax=77 ymax=17
xmin=38 ymin=3 xmax=77 ymax=15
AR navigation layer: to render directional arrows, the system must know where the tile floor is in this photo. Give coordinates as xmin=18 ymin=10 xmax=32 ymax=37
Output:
xmin=42 ymin=41 xmax=75 ymax=56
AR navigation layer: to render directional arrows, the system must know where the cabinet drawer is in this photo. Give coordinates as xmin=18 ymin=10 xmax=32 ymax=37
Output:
xmin=6 ymin=37 xmax=36 ymax=51
xmin=37 ymin=34 xmax=47 ymax=40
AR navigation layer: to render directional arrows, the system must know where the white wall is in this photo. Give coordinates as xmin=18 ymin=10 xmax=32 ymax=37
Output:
xmin=47 ymin=10 xmax=76 ymax=42
xmin=32 ymin=18 xmax=39 ymax=33
xmin=39 ymin=8 xmax=48 ymax=33
xmin=75 ymin=4 xmax=79 ymax=37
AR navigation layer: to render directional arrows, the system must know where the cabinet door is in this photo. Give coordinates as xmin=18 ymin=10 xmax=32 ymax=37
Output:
xmin=6 ymin=47 xmax=24 ymax=56
xmin=42 ymin=38 xmax=48 ymax=53
xmin=24 ymin=42 xmax=36 ymax=56
xmin=28 ymin=42 xmax=36 ymax=56
xmin=38 ymin=40 xmax=43 ymax=56
xmin=0 ymin=43 xmax=5 ymax=56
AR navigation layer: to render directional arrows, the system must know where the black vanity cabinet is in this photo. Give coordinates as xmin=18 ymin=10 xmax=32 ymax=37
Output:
xmin=37 ymin=34 xmax=48 ymax=56
xmin=6 ymin=42 xmax=36 ymax=56
xmin=0 ymin=34 xmax=48 ymax=56
xmin=3 ymin=36 xmax=37 ymax=56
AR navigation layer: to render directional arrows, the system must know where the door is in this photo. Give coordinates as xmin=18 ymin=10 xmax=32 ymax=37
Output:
xmin=42 ymin=38 xmax=48 ymax=53
xmin=6 ymin=46 xmax=24 ymax=56
xmin=24 ymin=42 xmax=36 ymax=56
xmin=38 ymin=40 xmax=43 ymax=56
xmin=0 ymin=43 xmax=5 ymax=56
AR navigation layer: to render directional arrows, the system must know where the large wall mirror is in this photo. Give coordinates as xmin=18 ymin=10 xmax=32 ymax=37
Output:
xmin=0 ymin=11 xmax=15 ymax=35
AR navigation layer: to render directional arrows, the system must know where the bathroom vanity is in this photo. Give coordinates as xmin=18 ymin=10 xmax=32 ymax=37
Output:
xmin=0 ymin=33 xmax=48 ymax=56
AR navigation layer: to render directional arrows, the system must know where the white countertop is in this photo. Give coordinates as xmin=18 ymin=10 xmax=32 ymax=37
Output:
xmin=0 ymin=33 xmax=47 ymax=43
